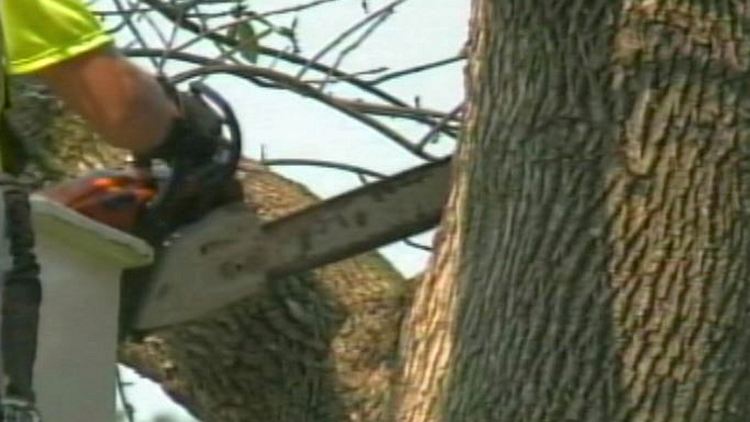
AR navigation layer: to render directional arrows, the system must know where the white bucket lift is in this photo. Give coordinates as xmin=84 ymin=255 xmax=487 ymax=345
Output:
xmin=29 ymin=195 xmax=153 ymax=422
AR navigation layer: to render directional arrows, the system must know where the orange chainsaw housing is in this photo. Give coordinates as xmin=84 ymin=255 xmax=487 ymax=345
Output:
xmin=42 ymin=169 xmax=158 ymax=232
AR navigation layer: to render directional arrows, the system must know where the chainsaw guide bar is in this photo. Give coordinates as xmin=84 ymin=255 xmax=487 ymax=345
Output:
xmin=133 ymin=158 xmax=452 ymax=329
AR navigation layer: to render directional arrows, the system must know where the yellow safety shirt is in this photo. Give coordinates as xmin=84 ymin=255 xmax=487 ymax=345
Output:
xmin=0 ymin=0 xmax=112 ymax=171
xmin=1 ymin=0 xmax=113 ymax=74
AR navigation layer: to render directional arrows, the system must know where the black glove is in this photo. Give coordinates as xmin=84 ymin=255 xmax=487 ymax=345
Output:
xmin=139 ymin=80 xmax=223 ymax=164
xmin=134 ymin=80 xmax=241 ymax=242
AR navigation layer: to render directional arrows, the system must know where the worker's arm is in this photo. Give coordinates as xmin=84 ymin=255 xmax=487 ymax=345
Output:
xmin=2 ymin=0 xmax=223 ymax=170
xmin=1 ymin=0 xmax=177 ymax=153
xmin=34 ymin=48 xmax=178 ymax=154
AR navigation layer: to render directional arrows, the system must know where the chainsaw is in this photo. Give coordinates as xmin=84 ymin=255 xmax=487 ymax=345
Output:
xmin=42 ymin=81 xmax=243 ymax=246
xmin=41 ymin=81 xmax=454 ymax=332
xmin=42 ymin=81 xmax=244 ymax=332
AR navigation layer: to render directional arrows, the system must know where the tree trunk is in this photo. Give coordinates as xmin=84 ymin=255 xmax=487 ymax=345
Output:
xmin=395 ymin=1 xmax=750 ymax=421
xmin=7 ymin=79 xmax=412 ymax=421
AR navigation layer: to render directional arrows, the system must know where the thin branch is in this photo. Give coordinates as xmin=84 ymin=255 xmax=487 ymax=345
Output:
xmin=133 ymin=2 xmax=171 ymax=47
xmin=123 ymin=48 xmax=459 ymax=139
xmin=137 ymin=0 xmax=415 ymax=109
xmin=158 ymin=1 xmax=188 ymax=73
xmin=333 ymin=97 xmax=460 ymax=124
xmin=260 ymin=159 xmax=388 ymax=179
xmin=126 ymin=49 xmax=439 ymax=158
xmin=403 ymin=238 xmax=433 ymax=252
xmin=301 ymin=67 xmax=388 ymax=84
xmin=110 ymin=0 xmax=159 ymax=68
xmin=259 ymin=0 xmax=340 ymax=18
xmin=370 ymin=55 xmax=467 ymax=85
xmin=296 ymin=0 xmax=405 ymax=79
xmin=416 ymin=102 xmax=464 ymax=151
xmin=164 ymin=12 xmax=259 ymax=56
xmin=170 ymin=63 xmax=440 ymax=160
xmin=320 ymin=10 xmax=392 ymax=90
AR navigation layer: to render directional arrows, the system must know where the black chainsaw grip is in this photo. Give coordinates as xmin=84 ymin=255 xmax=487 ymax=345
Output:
xmin=140 ymin=81 xmax=243 ymax=243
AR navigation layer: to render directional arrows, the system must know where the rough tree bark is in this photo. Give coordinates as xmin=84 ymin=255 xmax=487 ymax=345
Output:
xmin=395 ymin=1 xmax=750 ymax=421
xmin=7 ymin=79 xmax=413 ymax=421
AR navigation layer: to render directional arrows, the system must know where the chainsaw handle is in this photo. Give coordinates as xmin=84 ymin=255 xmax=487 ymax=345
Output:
xmin=188 ymin=81 xmax=243 ymax=175
xmin=142 ymin=81 xmax=243 ymax=242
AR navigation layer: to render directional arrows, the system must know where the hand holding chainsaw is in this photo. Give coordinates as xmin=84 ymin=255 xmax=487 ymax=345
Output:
xmin=44 ymin=81 xmax=244 ymax=245
xmin=133 ymin=80 xmax=244 ymax=243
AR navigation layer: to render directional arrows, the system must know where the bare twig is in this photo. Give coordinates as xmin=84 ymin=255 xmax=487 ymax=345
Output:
xmin=158 ymin=1 xmax=187 ymax=73
xmin=133 ymin=3 xmax=171 ymax=47
xmin=403 ymin=238 xmax=433 ymax=252
xmin=321 ymin=10 xmax=392 ymax=90
xmin=164 ymin=13 xmax=264 ymax=56
xmin=416 ymin=102 xmax=465 ymax=151
xmin=261 ymin=159 xmax=388 ymax=179
xmin=138 ymin=0 xmax=415 ymax=109
xmin=296 ymin=0 xmax=405 ymax=79
xmin=333 ymin=98 xmax=460 ymax=124
xmin=259 ymin=0 xmax=341 ymax=18
xmin=302 ymin=67 xmax=388 ymax=84
xmin=370 ymin=55 xmax=467 ymax=85
xmin=110 ymin=0 xmax=159 ymax=68
xmin=170 ymin=63 xmax=440 ymax=160
xmin=123 ymin=48 xmax=459 ymax=138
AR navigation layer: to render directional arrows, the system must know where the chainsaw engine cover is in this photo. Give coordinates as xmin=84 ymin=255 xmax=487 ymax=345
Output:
xmin=42 ymin=168 xmax=160 ymax=233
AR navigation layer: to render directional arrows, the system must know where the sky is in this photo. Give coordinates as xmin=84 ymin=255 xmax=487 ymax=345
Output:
xmin=112 ymin=0 xmax=471 ymax=420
